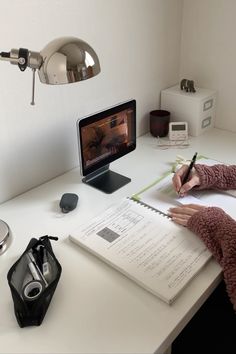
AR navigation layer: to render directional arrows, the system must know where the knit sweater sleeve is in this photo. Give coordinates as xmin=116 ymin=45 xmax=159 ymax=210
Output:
xmin=188 ymin=207 xmax=236 ymax=310
xmin=194 ymin=164 xmax=236 ymax=190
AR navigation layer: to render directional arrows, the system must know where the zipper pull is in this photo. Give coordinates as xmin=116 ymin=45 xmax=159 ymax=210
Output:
xmin=39 ymin=235 xmax=59 ymax=242
xmin=48 ymin=236 xmax=59 ymax=241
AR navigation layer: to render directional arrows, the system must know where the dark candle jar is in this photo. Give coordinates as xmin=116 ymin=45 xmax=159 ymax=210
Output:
xmin=149 ymin=110 xmax=170 ymax=137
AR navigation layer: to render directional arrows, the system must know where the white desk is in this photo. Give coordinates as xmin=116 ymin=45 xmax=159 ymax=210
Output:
xmin=0 ymin=128 xmax=235 ymax=354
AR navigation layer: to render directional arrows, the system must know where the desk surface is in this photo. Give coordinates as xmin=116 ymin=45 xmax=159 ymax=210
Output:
xmin=0 ymin=128 xmax=235 ymax=354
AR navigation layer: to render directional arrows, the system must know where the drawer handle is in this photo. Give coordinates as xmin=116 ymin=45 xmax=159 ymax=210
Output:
xmin=202 ymin=116 xmax=211 ymax=128
xmin=203 ymin=98 xmax=213 ymax=111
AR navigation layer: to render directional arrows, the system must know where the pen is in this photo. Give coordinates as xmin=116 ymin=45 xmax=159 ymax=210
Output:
xmin=178 ymin=152 xmax=198 ymax=193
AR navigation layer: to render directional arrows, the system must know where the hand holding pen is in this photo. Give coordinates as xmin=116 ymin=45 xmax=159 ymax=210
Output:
xmin=172 ymin=152 xmax=199 ymax=196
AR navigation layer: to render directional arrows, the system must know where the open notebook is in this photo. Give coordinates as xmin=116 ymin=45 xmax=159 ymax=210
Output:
xmin=69 ymin=198 xmax=211 ymax=304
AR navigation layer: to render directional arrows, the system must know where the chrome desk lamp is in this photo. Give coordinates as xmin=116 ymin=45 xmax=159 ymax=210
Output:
xmin=0 ymin=36 xmax=101 ymax=254
xmin=0 ymin=36 xmax=101 ymax=105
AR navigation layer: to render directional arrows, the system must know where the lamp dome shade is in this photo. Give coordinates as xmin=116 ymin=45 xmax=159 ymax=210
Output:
xmin=38 ymin=37 xmax=101 ymax=85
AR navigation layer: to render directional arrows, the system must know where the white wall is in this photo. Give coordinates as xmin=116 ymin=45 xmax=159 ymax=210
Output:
xmin=180 ymin=0 xmax=236 ymax=133
xmin=0 ymin=0 xmax=183 ymax=203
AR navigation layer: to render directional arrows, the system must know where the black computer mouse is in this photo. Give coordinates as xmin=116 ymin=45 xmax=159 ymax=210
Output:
xmin=59 ymin=193 xmax=79 ymax=213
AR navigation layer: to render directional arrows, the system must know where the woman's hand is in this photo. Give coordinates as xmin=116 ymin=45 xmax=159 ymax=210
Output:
xmin=168 ymin=204 xmax=206 ymax=226
xmin=172 ymin=164 xmax=200 ymax=196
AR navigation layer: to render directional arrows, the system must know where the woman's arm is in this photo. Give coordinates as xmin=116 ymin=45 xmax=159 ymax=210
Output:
xmin=172 ymin=164 xmax=236 ymax=196
xmin=188 ymin=207 xmax=236 ymax=310
xmin=194 ymin=164 xmax=236 ymax=190
xmin=169 ymin=205 xmax=236 ymax=310
xmin=169 ymin=205 xmax=224 ymax=263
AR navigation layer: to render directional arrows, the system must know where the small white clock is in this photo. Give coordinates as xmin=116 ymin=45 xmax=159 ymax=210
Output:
xmin=169 ymin=122 xmax=188 ymax=141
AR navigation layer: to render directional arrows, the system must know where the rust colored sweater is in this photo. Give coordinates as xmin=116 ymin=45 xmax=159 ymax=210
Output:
xmin=187 ymin=164 xmax=236 ymax=310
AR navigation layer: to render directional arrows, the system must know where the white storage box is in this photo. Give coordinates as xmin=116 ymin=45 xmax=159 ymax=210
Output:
xmin=161 ymin=85 xmax=217 ymax=136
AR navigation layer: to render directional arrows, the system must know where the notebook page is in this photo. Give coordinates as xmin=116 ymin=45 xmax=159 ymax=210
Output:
xmin=69 ymin=198 xmax=211 ymax=304
xmin=135 ymin=171 xmax=236 ymax=219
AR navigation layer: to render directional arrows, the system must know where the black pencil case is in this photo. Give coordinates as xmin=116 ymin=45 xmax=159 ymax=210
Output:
xmin=7 ymin=235 xmax=62 ymax=327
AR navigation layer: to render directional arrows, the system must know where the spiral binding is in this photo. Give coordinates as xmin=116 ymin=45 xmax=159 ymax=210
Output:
xmin=129 ymin=197 xmax=170 ymax=219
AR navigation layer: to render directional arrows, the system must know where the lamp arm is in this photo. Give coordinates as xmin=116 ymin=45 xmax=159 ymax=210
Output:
xmin=0 ymin=48 xmax=43 ymax=70
xmin=0 ymin=51 xmax=18 ymax=64
xmin=0 ymin=48 xmax=43 ymax=105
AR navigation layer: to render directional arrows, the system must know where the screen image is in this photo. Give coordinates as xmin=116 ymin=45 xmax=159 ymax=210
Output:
xmin=77 ymin=100 xmax=136 ymax=193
